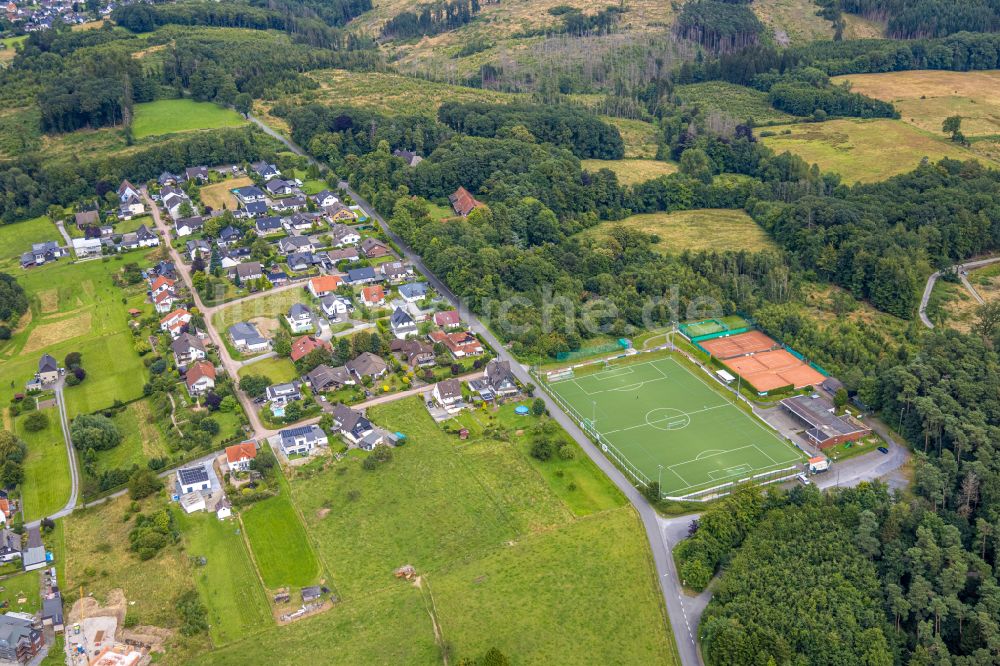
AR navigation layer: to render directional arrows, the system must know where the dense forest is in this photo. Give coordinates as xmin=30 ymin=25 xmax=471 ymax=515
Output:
xmin=675 ymin=0 xmax=764 ymax=53
xmin=840 ymin=0 xmax=1000 ymax=38
xmin=381 ymin=0 xmax=488 ymax=39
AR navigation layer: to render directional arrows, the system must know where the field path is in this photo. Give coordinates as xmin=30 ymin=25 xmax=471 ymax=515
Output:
xmin=26 ymin=379 xmax=80 ymax=528
xmin=919 ymin=255 xmax=1000 ymax=328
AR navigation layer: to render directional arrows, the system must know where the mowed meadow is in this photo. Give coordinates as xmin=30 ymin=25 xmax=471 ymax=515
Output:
xmin=132 ymin=99 xmax=247 ymax=139
xmin=195 ymin=398 xmax=677 ymax=665
xmin=582 ymin=208 xmax=777 ymax=254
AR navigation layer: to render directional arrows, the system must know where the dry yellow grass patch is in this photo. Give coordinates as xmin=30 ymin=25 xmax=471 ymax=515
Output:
xmin=249 ymin=316 xmax=280 ymax=339
xmin=833 ymin=70 xmax=1000 ymax=137
xmin=200 ymin=177 xmax=253 ymax=212
xmin=583 ymin=209 xmax=777 ymax=254
xmin=22 ymin=312 xmax=92 ymax=353
xmin=603 ymin=117 xmax=659 ymax=159
xmin=581 ymin=159 xmax=677 ymax=185
xmin=37 ymin=289 xmax=58 ymax=314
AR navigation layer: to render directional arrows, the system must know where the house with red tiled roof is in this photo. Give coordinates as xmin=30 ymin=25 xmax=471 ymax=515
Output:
xmin=307 ymin=275 xmax=343 ymax=298
xmin=159 ymin=308 xmax=191 ymax=339
xmin=290 ymin=335 xmax=332 ymax=362
xmin=360 ymin=285 xmax=385 ymax=308
xmin=433 ymin=310 xmax=461 ymax=330
xmin=185 ymin=360 xmax=216 ymax=396
xmin=152 ymin=289 xmax=178 ymax=314
xmin=149 ymin=275 xmax=176 ymax=298
xmin=448 ymin=187 xmax=484 ymax=217
xmin=225 ymin=441 xmax=257 ymax=472
xmin=429 ymin=330 xmax=484 ymax=358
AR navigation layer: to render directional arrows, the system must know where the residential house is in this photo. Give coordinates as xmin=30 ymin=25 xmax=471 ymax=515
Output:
xmin=329 ymin=224 xmax=360 ymax=247
xmin=184 ymin=166 xmax=209 ymax=183
xmin=228 ymin=322 xmax=269 ymax=352
xmin=225 ymin=441 xmax=257 ymax=472
xmin=22 ymin=525 xmax=46 ymax=571
xmin=433 ymin=310 xmax=461 ymax=330
xmin=325 ymin=202 xmax=357 ymax=223
xmin=74 ymin=210 xmax=99 ymax=229
xmin=392 ymin=149 xmax=423 ymax=167
xmin=390 ymin=339 xmax=435 ymax=368
xmin=389 ymin=307 xmax=417 ymax=339
xmin=0 ymin=614 xmax=44 ymax=662
xmin=272 ymin=196 xmax=307 ymax=213
xmin=319 ymin=294 xmax=352 ymax=319
xmin=159 ymin=308 xmax=191 ymax=339
xmin=171 ymin=333 xmax=207 ymax=367
xmin=379 ymin=261 xmax=412 ymax=284
xmin=398 ymin=282 xmax=428 ymax=303
xmin=484 ymin=359 xmax=518 ymax=397
xmin=311 ymin=190 xmax=339 ymax=207
xmin=41 ymin=592 xmax=63 ymax=633
xmin=122 ymin=224 xmax=158 ymax=249
xmin=268 ymin=267 xmax=289 ymax=286
xmin=219 ymin=247 xmax=251 ymax=268
xmin=152 ymin=289 xmax=178 ymax=314
xmin=266 ymin=382 xmax=301 ymax=408
xmin=278 ymin=425 xmax=328 ymax=456
xmin=285 ymin=303 xmax=314 ymax=334
xmin=430 ymin=330 xmax=484 ymax=358
xmin=307 ymin=275 xmax=343 ymax=298
xmin=433 ymin=378 xmax=463 ymax=410
xmin=360 ymin=285 xmax=386 ymax=308
xmin=265 ymin=179 xmax=294 ymax=196
xmin=286 ymin=252 xmax=316 ymax=272
xmin=283 ymin=212 xmax=319 ymax=232
xmin=290 ymin=335 xmax=331 ymax=362
xmin=241 ymin=200 xmax=268 ymax=217
xmin=37 ymin=354 xmax=60 ymax=384
xmin=304 ymin=364 xmax=354 ymax=392
xmin=227 ymin=261 xmax=263 ymax=284
xmin=185 ymin=360 xmax=216 ymax=396
xmin=301 ymin=586 xmax=322 ymax=603
xmin=149 ymin=275 xmax=176 ymax=299
xmin=175 ymin=216 xmax=205 ymax=237
xmin=216 ymin=225 xmax=243 ymax=248
xmin=118 ymin=179 xmax=141 ymax=202
xmin=278 ymin=236 xmax=314 ymax=255
xmin=177 ymin=465 xmax=211 ymax=495
xmin=71 ymin=237 xmax=102 ymax=258
xmin=158 ymin=171 xmax=179 ymax=187
xmin=347 ymin=352 xmax=388 ymax=380
xmin=330 ymin=404 xmax=377 ymax=447
xmin=187 ymin=239 xmax=212 ymax=261
xmin=326 ymin=247 xmax=360 ymax=264
xmin=449 ymin=186 xmax=484 ymax=217
xmin=251 ymin=161 xmax=281 ymax=180
xmin=151 ymin=260 xmax=176 ymax=280
xmin=161 ymin=191 xmax=191 ymax=220
xmin=0 ymin=529 xmax=21 ymax=563
xmin=118 ymin=195 xmax=145 ymax=220
xmin=360 ymin=237 xmax=390 ymax=258
xmin=20 ymin=241 xmax=67 ymax=268
xmin=234 ymin=185 xmax=266 ymax=204
xmin=254 ymin=216 xmax=283 ymax=236
xmin=346 ymin=267 xmax=377 ymax=285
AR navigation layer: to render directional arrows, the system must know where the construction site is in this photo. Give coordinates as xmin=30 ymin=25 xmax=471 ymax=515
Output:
xmin=64 ymin=589 xmax=169 ymax=666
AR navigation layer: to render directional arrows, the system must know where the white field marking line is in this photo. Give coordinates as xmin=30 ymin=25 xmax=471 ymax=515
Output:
xmin=667 ymin=443 xmax=761 ymax=474
xmin=752 ymin=443 xmax=781 ymax=466
xmin=664 ymin=446 xmax=796 ymax=494
xmin=663 ymin=355 xmax=803 ymax=461
xmin=694 ymin=448 xmax=726 ymax=460
xmin=666 ymin=466 xmax=690 ymax=488
xmin=602 ymin=403 xmax=730 ymax=435
xmin=708 ymin=464 xmax=753 ymax=481
xmin=592 ymin=366 xmax=635 ymax=381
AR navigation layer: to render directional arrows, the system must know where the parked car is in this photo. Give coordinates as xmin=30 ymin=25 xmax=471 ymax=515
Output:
xmin=796 ymin=473 xmax=811 ymax=485
xmin=878 ymin=446 xmax=889 ymax=454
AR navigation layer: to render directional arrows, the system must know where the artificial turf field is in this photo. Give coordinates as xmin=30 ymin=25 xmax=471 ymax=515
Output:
xmin=546 ymin=356 xmax=803 ymax=497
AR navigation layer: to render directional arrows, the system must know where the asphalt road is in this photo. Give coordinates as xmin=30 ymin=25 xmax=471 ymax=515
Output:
xmin=919 ymin=255 xmax=1000 ymax=328
xmin=26 ymin=380 xmax=80 ymax=528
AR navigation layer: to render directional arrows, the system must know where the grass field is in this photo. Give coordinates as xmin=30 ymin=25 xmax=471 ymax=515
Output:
xmin=200 ymin=177 xmax=253 ymax=212
xmin=0 ymin=257 xmax=150 ymax=419
xmin=760 ymin=118 xmax=990 ymax=183
xmin=241 ymin=492 xmax=321 ymax=589
xmin=545 ymin=356 xmax=803 ymax=496
xmin=15 ymin=410 xmax=71 ymax=522
xmin=0 ymin=216 xmax=59 ymax=271
xmin=212 ymin=288 xmax=309 ymax=333
xmin=583 ymin=209 xmax=776 ymax=254
xmin=90 ymin=399 xmax=171 ymax=478
xmin=0 ymin=570 xmax=41 ymax=615
xmin=132 ymin=99 xmax=247 ymax=139
xmin=237 ymin=356 xmax=298 ymax=384
xmin=675 ymin=82 xmax=797 ymax=124
xmin=178 ymin=511 xmax=272 ymax=646
xmin=752 ymin=0 xmax=834 ymax=44
xmin=603 ymin=117 xmax=660 ymax=159
xmin=581 ymin=159 xmax=678 ymax=185
xmin=0 ymin=35 xmax=26 ymax=66
xmin=832 ymin=70 xmax=1000 ymax=138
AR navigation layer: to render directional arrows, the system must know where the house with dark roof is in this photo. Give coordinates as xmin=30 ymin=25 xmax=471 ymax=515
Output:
xmin=234 ymin=185 xmax=266 ymax=204
xmin=22 ymin=525 xmax=46 ymax=571
xmin=177 ymin=465 xmax=210 ymax=495
xmin=390 ymin=307 xmax=417 ymax=339
xmin=325 ymin=202 xmax=356 ymax=223
xmin=330 ymin=223 xmax=360 ymax=248
xmin=255 ymin=216 xmax=283 ymax=236
xmin=175 ymin=216 xmax=205 ymax=237
xmin=379 ymin=261 xmax=412 ymax=284
xmin=484 ymin=359 xmax=518 ymax=397
xmin=330 ymin=404 xmax=376 ymax=447
xmin=346 ymin=267 xmax=378 ymax=285
xmin=390 ymin=339 xmax=435 ymax=368
xmin=184 ymin=166 xmax=209 ymax=182
xmin=278 ymin=236 xmax=314 ymax=255
xmin=781 ymin=394 xmax=871 ymax=449
xmin=266 ymin=382 xmax=301 ymax=408
xmin=304 ymin=364 xmax=354 ymax=392
xmin=0 ymin=529 xmax=21 ymax=563
xmin=272 ymin=196 xmax=307 ymax=213
xmin=286 ymin=303 xmax=314 ymax=334
xmin=37 ymin=354 xmax=60 ymax=384
xmin=229 ymin=322 xmax=269 ymax=352
xmin=187 ymin=239 xmax=212 ymax=261
xmin=347 ymin=352 xmax=388 ymax=380
xmin=158 ymin=171 xmax=179 ymax=187
xmin=171 ymin=333 xmax=207 ymax=367
xmin=320 ymin=294 xmax=353 ymax=319
xmin=0 ymin=614 xmax=43 ymax=662
xmin=433 ymin=378 xmax=464 ymax=409
xmin=278 ymin=425 xmax=328 ymax=456
xmin=251 ymin=161 xmax=281 ymax=180
xmin=241 ymin=200 xmax=268 ymax=217
xmin=311 ymin=190 xmax=339 ymax=207
xmin=398 ymin=282 xmax=428 ymax=303
xmin=226 ymin=261 xmax=263 ymax=283
xmin=360 ymin=237 xmax=390 ymax=258
xmin=327 ymin=247 xmax=360 ymax=264
xmin=392 ymin=149 xmax=423 ymax=167
xmin=265 ymin=179 xmax=294 ymax=196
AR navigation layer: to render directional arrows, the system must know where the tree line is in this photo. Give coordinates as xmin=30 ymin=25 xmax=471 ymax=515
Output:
xmin=381 ymin=0 xmax=487 ymax=40
xmin=840 ymin=0 xmax=1000 ymax=38
xmin=675 ymin=0 xmax=764 ymax=54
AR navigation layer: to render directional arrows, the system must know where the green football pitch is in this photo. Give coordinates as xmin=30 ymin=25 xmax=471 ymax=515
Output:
xmin=545 ymin=356 xmax=803 ymax=497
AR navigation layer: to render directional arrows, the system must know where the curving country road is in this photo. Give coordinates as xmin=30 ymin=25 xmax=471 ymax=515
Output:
xmin=919 ymin=256 xmax=1000 ymax=328
xmin=26 ymin=380 xmax=81 ymax=528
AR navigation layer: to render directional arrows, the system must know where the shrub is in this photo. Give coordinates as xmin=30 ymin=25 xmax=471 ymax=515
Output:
xmin=128 ymin=468 xmax=163 ymax=500
xmin=531 ymin=439 xmax=554 ymax=461
xmin=557 ymin=444 xmax=575 ymax=460
xmin=70 ymin=414 xmax=122 ymax=451
xmin=22 ymin=411 xmax=49 ymax=432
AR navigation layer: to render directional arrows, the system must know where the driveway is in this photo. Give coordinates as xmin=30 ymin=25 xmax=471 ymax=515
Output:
xmin=919 ymin=255 xmax=1000 ymax=328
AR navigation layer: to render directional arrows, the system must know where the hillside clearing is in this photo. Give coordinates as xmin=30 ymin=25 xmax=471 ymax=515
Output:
xmin=581 ymin=159 xmax=677 ymax=185
xmin=132 ymin=99 xmax=247 ymax=139
xmin=674 ymin=82 xmax=797 ymax=125
xmin=760 ymin=119 xmax=990 ymax=183
xmin=583 ymin=209 xmax=776 ymax=254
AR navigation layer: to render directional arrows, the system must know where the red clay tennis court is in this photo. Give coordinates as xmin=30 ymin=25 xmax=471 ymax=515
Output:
xmin=724 ymin=350 xmax=826 ymax=392
xmin=699 ymin=330 xmax=776 ymax=359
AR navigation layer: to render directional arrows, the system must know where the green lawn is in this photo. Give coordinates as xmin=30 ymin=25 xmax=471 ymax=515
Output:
xmin=237 ymin=356 xmax=298 ymax=384
xmin=0 ymin=216 xmax=58 ymax=271
xmin=580 ymin=159 xmax=678 ymax=185
xmin=113 ymin=215 xmax=154 ymax=235
xmin=241 ymin=493 xmax=321 ymax=588
xmin=545 ymin=356 xmax=804 ymax=497
xmin=90 ymin=399 xmax=171 ymax=477
xmin=0 ymin=570 xmax=41 ymax=615
xmin=211 ymin=288 xmax=309 ymax=333
xmin=582 ymin=209 xmax=777 ymax=254
xmin=178 ymin=511 xmax=272 ymax=646
xmin=132 ymin=99 xmax=247 ymax=139
xmin=15 ymin=410 xmax=71 ymax=522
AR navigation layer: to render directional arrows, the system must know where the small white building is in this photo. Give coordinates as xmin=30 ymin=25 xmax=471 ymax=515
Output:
xmin=177 ymin=465 xmax=211 ymax=495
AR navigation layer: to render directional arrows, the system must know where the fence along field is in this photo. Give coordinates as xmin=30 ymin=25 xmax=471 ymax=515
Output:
xmin=544 ymin=356 xmax=803 ymax=498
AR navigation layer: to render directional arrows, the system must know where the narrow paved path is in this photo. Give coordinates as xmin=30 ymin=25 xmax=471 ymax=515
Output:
xmin=54 ymin=219 xmax=72 ymax=249
xmin=919 ymin=256 xmax=1000 ymax=328
xmin=26 ymin=380 xmax=80 ymax=528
